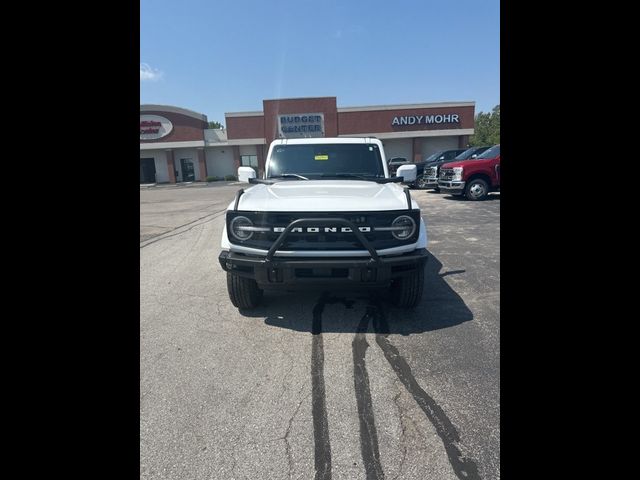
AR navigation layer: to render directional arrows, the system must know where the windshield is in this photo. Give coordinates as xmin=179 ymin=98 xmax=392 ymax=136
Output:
xmin=267 ymin=143 xmax=385 ymax=179
xmin=476 ymin=145 xmax=500 ymax=159
xmin=424 ymin=151 xmax=443 ymax=163
xmin=455 ymin=147 xmax=486 ymax=161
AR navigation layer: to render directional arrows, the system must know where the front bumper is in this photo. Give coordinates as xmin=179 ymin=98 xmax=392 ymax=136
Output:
xmin=418 ymin=176 xmax=439 ymax=188
xmin=219 ymin=249 xmax=429 ymax=288
xmin=438 ymin=180 xmax=466 ymax=195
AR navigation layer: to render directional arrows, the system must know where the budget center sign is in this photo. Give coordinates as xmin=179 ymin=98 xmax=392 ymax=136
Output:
xmin=278 ymin=113 xmax=324 ymax=138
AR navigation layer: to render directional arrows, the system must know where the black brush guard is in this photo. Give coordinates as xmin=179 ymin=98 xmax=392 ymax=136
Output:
xmin=219 ymin=217 xmax=428 ymax=288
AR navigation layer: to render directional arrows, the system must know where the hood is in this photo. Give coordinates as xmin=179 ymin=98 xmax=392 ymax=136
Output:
xmin=439 ymin=160 xmax=467 ymax=169
xmin=233 ymin=180 xmax=416 ymax=212
xmin=440 ymin=159 xmax=465 ymax=167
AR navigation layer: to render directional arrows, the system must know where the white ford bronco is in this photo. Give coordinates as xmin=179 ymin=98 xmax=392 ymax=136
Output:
xmin=218 ymin=137 xmax=428 ymax=309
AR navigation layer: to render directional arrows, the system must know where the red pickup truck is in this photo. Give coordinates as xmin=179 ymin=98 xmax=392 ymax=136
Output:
xmin=438 ymin=145 xmax=500 ymax=201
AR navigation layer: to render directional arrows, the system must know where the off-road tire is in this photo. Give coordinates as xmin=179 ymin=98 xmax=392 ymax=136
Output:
xmin=390 ymin=267 xmax=424 ymax=308
xmin=227 ymin=273 xmax=263 ymax=309
xmin=465 ymin=178 xmax=489 ymax=201
xmin=416 ymin=176 xmax=429 ymax=189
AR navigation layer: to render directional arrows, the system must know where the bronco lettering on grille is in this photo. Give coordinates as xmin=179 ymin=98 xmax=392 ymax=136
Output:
xmin=273 ymin=226 xmax=372 ymax=233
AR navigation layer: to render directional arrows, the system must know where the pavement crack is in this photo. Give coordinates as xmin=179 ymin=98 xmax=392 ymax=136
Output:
xmin=230 ymin=444 xmax=240 ymax=479
xmin=284 ymin=384 xmax=310 ymax=480
xmin=182 ymin=292 xmax=214 ymax=299
xmin=277 ymin=350 xmax=297 ymax=404
xmin=229 ymin=430 xmax=249 ymax=480
xmin=391 ymin=379 xmax=408 ymax=480
xmin=140 ymin=208 xmax=226 ymax=248
xmin=147 ymin=293 xmax=173 ymax=309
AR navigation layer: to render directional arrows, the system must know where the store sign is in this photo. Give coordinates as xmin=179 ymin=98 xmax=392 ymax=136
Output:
xmin=140 ymin=115 xmax=173 ymax=140
xmin=392 ymin=114 xmax=460 ymax=126
xmin=278 ymin=113 xmax=324 ymax=138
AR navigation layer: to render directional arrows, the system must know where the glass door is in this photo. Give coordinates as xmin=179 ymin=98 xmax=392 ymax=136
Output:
xmin=180 ymin=159 xmax=195 ymax=182
xmin=140 ymin=158 xmax=156 ymax=183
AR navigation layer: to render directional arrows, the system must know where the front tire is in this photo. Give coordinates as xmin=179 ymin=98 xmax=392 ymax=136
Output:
xmin=227 ymin=273 xmax=263 ymax=309
xmin=465 ymin=178 xmax=489 ymax=201
xmin=390 ymin=267 xmax=424 ymax=308
xmin=416 ymin=176 xmax=429 ymax=189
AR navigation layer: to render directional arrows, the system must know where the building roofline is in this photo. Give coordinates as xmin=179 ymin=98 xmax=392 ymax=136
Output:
xmin=337 ymin=101 xmax=475 ymax=113
xmin=140 ymin=104 xmax=208 ymax=122
xmin=225 ymin=100 xmax=475 ymax=118
xmin=263 ymin=96 xmax=337 ymax=102
xmin=225 ymin=111 xmax=264 ymax=118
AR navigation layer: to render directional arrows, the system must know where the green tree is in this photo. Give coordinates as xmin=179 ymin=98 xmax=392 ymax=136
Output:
xmin=208 ymin=121 xmax=224 ymax=129
xmin=469 ymin=104 xmax=500 ymax=146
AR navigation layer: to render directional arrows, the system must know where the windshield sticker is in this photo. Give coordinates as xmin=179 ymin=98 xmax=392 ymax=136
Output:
xmin=314 ymin=154 xmax=329 ymax=161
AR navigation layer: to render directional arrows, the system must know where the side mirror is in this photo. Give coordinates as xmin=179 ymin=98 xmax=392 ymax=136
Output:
xmin=396 ymin=164 xmax=417 ymax=183
xmin=237 ymin=166 xmax=256 ymax=183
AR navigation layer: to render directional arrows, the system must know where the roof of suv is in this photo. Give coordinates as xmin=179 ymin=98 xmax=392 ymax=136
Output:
xmin=272 ymin=137 xmax=379 ymax=145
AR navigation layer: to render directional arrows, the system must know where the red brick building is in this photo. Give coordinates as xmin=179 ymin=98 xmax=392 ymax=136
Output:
xmin=140 ymin=97 xmax=474 ymax=184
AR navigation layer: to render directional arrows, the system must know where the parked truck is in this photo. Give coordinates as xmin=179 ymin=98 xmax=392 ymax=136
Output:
xmin=416 ymin=146 xmax=492 ymax=190
xmin=438 ymin=145 xmax=500 ymax=201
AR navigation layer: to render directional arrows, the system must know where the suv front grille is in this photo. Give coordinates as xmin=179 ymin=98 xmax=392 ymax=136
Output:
xmin=227 ymin=210 xmax=421 ymax=251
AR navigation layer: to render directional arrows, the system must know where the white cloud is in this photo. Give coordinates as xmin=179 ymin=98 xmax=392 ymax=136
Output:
xmin=140 ymin=63 xmax=163 ymax=81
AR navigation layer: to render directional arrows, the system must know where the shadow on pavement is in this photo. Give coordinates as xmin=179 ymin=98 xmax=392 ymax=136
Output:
xmin=238 ymin=251 xmax=473 ymax=334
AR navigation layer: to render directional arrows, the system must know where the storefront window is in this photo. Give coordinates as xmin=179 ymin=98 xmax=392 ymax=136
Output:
xmin=240 ymin=155 xmax=258 ymax=168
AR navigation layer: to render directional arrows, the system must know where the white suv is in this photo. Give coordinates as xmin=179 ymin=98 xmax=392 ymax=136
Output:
xmin=218 ymin=137 xmax=428 ymax=309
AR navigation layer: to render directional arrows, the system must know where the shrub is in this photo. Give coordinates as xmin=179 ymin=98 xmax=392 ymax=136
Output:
xmin=206 ymin=176 xmax=221 ymax=182
xmin=224 ymin=175 xmax=238 ymax=181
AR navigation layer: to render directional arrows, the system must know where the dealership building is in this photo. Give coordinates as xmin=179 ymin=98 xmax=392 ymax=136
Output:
xmin=140 ymin=97 xmax=475 ymax=184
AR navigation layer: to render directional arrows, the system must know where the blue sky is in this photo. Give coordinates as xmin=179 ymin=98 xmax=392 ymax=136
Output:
xmin=141 ymin=0 xmax=499 ymax=125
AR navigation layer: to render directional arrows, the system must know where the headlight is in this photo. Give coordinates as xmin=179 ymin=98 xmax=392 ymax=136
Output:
xmin=230 ymin=216 xmax=254 ymax=241
xmin=391 ymin=215 xmax=416 ymax=240
xmin=452 ymin=167 xmax=464 ymax=181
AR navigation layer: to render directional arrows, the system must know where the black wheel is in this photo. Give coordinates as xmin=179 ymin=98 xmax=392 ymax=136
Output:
xmin=433 ymin=187 xmax=440 ymax=193
xmin=227 ymin=273 xmax=263 ymax=309
xmin=390 ymin=267 xmax=424 ymax=308
xmin=416 ymin=176 xmax=429 ymax=189
xmin=465 ymin=178 xmax=489 ymax=201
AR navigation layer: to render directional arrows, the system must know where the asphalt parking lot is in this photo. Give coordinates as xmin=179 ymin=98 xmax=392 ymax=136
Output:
xmin=140 ymin=184 xmax=500 ymax=480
